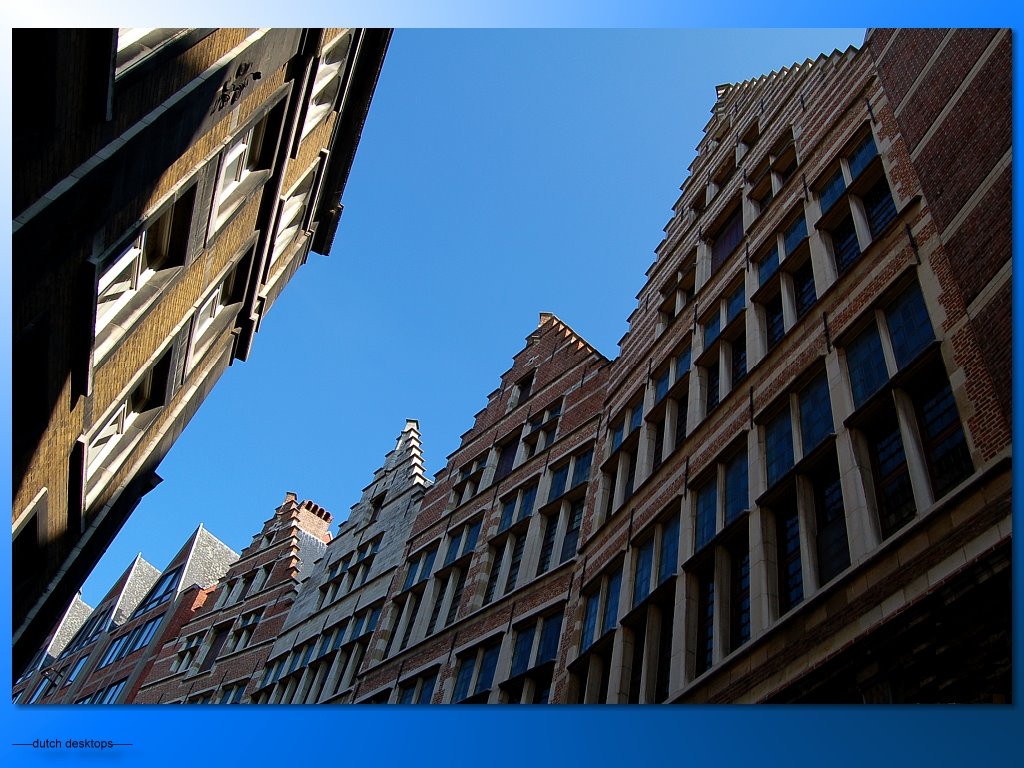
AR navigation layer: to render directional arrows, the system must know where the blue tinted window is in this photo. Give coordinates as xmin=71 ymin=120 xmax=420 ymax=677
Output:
xmin=765 ymin=408 xmax=794 ymax=488
xmin=799 ymin=371 xmax=833 ymax=453
xmin=819 ymin=169 xmax=846 ymax=215
xmin=724 ymin=451 xmax=748 ymax=524
xmin=695 ymin=481 xmax=717 ymax=550
xmin=885 ymin=282 xmax=933 ymax=369
xmin=847 ymin=324 xmax=888 ymax=408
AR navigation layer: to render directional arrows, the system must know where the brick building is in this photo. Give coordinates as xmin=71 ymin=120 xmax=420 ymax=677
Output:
xmin=11 ymin=27 xmax=391 ymax=676
xmin=14 ymin=28 xmax=1010 ymax=705
xmin=135 ymin=492 xmax=334 ymax=704
xmin=12 ymin=526 xmax=237 ymax=704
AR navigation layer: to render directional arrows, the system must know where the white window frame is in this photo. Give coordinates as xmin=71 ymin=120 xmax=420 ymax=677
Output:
xmin=301 ymin=33 xmax=351 ymax=138
xmin=271 ymin=166 xmax=318 ymax=265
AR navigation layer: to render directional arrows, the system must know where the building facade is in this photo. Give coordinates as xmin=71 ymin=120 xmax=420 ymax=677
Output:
xmin=14 ymin=28 xmax=1010 ymax=704
xmin=11 ymin=27 xmax=391 ymax=676
xmin=12 ymin=526 xmax=237 ymax=704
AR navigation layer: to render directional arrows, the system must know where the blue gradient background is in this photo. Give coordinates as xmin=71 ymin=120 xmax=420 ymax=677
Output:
xmin=1 ymin=6 xmax=1020 ymax=768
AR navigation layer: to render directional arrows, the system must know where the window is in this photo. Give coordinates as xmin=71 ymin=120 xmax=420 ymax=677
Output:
xmin=692 ymin=444 xmax=749 ymax=554
xmin=396 ymin=670 xmax=438 ymax=705
xmin=115 ymin=28 xmax=190 ymax=77
xmin=272 ymin=164 xmax=318 ymax=264
xmin=747 ymin=127 xmax=798 ymax=218
xmin=228 ymin=609 xmax=263 ymax=653
xmin=95 ymin=187 xmax=194 ymax=342
xmin=452 ymin=450 xmax=489 ymax=506
xmin=403 ymin=546 xmax=437 ymax=591
xmin=59 ymin=606 xmax=114 ymax=660
xmin=579 ymin=566 xmax=623 ymax=654
xmin=758 ymin=245 xmax=779 ymax=286
xmin=510 ymin=371 xmax=534 ymax=409
xmin=173 ymin=632 xmax=205 ymax=673
xmin=656 ymin=265 xmax=696 ymax=336
xmin=709 ymin=202 xmax=743 ymax=276
xmin=62 ymin=655 xmax=89 ymax=687
xmin=493 ymin=431 xmax=521 ymax=482
xmin=452 ymin=640 xmax=502 ymax=703
xmin=523 ymin=399 xmax=562 ymax=458
xmin=498 ymin=483 xmax=538 ymax=534
xmin=443 ymin=520 xmax=481 ymax=568
xmin=694 ymin=564 xmax=715 ymax=676
xmin=817 ymin=126 xmax=898 ymax=278
xmin=503 ymin=611 xmax=564 ymax=703
xmin=212 ymin=119 xmax=270 ymax=230
xmin=558 ymin=497 xmax=586 ymax=566
xmin=764 ymin=407 xmax=794 ymax=488
xmin=97 ymin=614 xmax=163 ymax=668
xmin=217 ymin=682 xmax=246 ymax=704
xmin=776 ymin=503 xmax=804 ymax=614
xmin=87 ymin=352 xmax=171 ymax=496
xmin=302 ymin=33 xmax=352 ymax=137
xmin=198 ymin=625 xmax=231 ymax=673
xmin=131 ymin=567 xmax=181 ymax=617
xmin=76 ymin=678 xmax=128 ymax=705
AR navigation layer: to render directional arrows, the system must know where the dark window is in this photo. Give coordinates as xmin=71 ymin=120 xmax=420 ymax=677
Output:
xmin=813 ymin=451 xmax=850 ymax=584
xmin=418 ymin=672 xmax=437 ymax=704
xmin=199 ymin=626 xmax=230 ymax=672
xmin=758 ymin=245 xmax=779 ymax=286
xmin=864 ymin=178 xmax=898 ymax=238
xmin=498 ymin=498 xmax=516 ymax=533
xmin=571 ymin=450 xmax=593 ymax=488
xmin=581 ymin=592 xmax=600 ymax=652
xmin=711 ymin=205 xmax=744 ymax=275
xmin=675 ymin=348 xmax=692 ymax=382
xmin=694 ymin=568 xmax=715 ymax=676
xmin=453 ymin=657 xmax=475 ymax=703
xmin=651 ymin=418 xmax=666 ymax=470
xmin=494 ymin=439 xmax=518 ymax=482
xmin=776 ymin=504 xmax=804 ymax=614
xmin=632 ymin=538 xmax=654 ymax=607
xmin=511 ymin=627 xmax=535 ymax=677
xmin=658 ymin=514 xmax=680 ymax=584
xmin=727 ymin=284 xmax=745 ymax=324
xmin=476 ymin=644 xmax=500 ymax=695
xmin=483 ymin=555 xmax=502 ymax=605
xmin=792 ymin=259 xmax=816 ymax=320
xmin=885 ymin=281 xmax=933 ymax=369
xmin=765 ymin=292 xmax=785 ymax=351
xmin=848 ymin=133 xmax=878 ymax=180
xmin=622 ymin=452 xmax=637 ymax=500
xmin=819 ymin=168 xmax=846 ymax=215
xmin=559 ymin=498 xmax=584 ymax=564
xmin=847 ymin=324 xmax=888 ymax=409
xmin=729 ymin=543 xmax=751 ymax=651
xmin=445 ymin=570 xmax=467 ymax=626
xmin=799 ymin=371 xmax=833 ymax=453
xmin=132 ymin=566 xmax=182 ymax=617
xmin=654 ymin=369 xmax=670 ymax=403
xmin=765 ymin=408 xmax=794 ymax=488
xmin=868 ymin=403 xmax=916 ymax=539
xmin=518 ymin=484 xmax=537 ymax=523
xmin=723 ymin=450 xmax=748 ymax=524
xmin=783 ymin=214 xmax=808 ymax=256
xmin=537 ymin=613 xmax=563 ymax=664
xmin=674 ymin=397 xmax=687 ymax=450
xmin=503 ymin=535 xmax=526 ymax=594
xmin=695 ymin=481 xmax=717 ymax=551
xmin=601 ymin=568 xmax=622 ymax=636
xmin=705 ymin=361 xmax=720 ymax=413
xmin=731 ymin=333 xmax=747 ymax=386
xmin=916 ymin=377 xmax=973 ymax=500
xmin=537 ymin=516 xmax=557 ymax=576
xmin=831 ymin=215 xmax=861 ymax=275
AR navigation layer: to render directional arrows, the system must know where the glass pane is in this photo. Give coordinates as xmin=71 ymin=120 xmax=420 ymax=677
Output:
xmin=799 ymin=371 xmax=833 ymax=453
xmin=846 ymin=323 xmax=889 ymax=409
xmin=724 ymin=451 xmax=748 ymax=524
xmin=885 ymin=281 xmax=933 ymax=369
xmin=695 ymin=482 xmax=717 ymax=550
xmin=658 ymin=513 xmax=680 ymax=583
xmin=765 ymin=407 xmax=794 ymax=488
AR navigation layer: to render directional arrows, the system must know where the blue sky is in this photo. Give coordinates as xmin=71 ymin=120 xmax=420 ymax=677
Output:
xmin=79 ymin=28 xmax=866 ymax=606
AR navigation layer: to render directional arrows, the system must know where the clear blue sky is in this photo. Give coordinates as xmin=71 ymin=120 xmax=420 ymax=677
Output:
xmin=80 ymin=29 xmax=865 ymax=606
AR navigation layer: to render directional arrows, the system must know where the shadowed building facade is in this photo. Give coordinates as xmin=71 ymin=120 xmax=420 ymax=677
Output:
xmin=11 ymin=27 xmax=391 ymax=676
